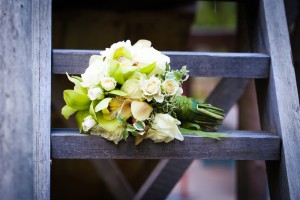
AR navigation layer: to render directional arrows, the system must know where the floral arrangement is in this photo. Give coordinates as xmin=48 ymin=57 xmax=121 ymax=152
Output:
xmin=62 ymin=39 xmax=227 ymax=145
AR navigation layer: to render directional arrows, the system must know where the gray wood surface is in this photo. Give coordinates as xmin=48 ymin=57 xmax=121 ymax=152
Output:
xmin=32 ymin=1 xmax=51 ymax=199
xmin=0 ymin=1 xmax=34 ymax=199
xmin=206 ymin=78 xmax=250 ymax=114
xmin=90 ymin=160 xmax=135 ymax=200
xmin=52 ymin=49 xmax=270 ymax=78
xmin=133 ymin=159 xmax=191 ymax=200
xmin=31 ymin=0 xmax=52 ymax=199
xmin=51 ymin=129 xmax=280 ymax=160
xmin=0 ymin=0 xmax=51 ymax=200
xmin=254 ymin=0 xmax=300 ymax=199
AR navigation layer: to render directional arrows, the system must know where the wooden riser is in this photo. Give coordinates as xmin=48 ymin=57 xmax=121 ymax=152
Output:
xmin=52 ymin=49 xmax=270 ymax=78
xmin=51 ymin=128 xmax=280 ymax=160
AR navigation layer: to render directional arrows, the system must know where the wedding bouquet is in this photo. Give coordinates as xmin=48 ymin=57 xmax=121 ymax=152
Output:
xmin=62 ymin=39 xmax=227 ymax=144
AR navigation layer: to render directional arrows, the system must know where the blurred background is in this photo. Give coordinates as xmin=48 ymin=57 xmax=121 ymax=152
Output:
xmin=50 ymin=1 xmax=267 ymax=199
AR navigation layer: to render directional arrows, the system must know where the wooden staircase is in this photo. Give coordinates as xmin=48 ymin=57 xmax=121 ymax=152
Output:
xmin=1 ymin=0 xmax=300 ymax=199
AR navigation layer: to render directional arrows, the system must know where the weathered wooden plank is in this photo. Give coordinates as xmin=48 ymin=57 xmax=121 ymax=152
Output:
xmin=133 ymin=159 xmax=191 ymax=200
xmin=51 ymin=129 xmax=280 ymax=160
xmin=253 ymin=0 xmax=300 ymax=199
xmin=90 ymin=160 xmax=135 ymax=200
xmin=52 ymin=49 xmax=270 ymax=78
xmin=0 ymin=1 xmax=34 ymax=199
xmin=32 ymin=0 xmax=52 ymax=200
xmin=0 ymin=0 xmax=51 ymax=200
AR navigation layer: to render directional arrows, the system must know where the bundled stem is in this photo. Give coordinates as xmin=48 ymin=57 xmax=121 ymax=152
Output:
xmin=173 ymin=96 xmax=224 ymax=131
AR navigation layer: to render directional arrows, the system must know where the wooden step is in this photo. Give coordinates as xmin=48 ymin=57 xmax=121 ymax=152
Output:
xmin=51 ymin=128 xmax=280 ymax=160
xmin=52 ymin=49 xmax=270 ymax=78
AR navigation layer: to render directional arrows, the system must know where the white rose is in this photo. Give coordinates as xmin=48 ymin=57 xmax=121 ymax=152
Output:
xmin=162 ymin=79 xmax=183 ymax=96
xmin=88 ymin=87 xmax=104 ymax=100
xmin=82 ymin=115 xmax=97 ymax=132
xmin=140 ymin=76 xmax=164 ymax=102
xmin=146 ymin=113 xmax=184 ymax=143
xmin=81 ymin=57 xmax=108 ymax=88
xmin=101 ymin=77 xmax=117 ymax=91
xmin=121 ymin=78 xmax=143 ymax=99
xmin=140 ymin=76 xmax=161 ymax=95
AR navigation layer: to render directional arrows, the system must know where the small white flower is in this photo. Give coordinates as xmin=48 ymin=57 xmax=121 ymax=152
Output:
xmin=162 ymin=79 xmax=183 ymax=96
xmin=81 ymin=57 xmax=109 ymax=88
xmin=82 ymin=115 xmax=97 ymax=132
xmin=88 ymin=87 xmax=104 ymax=100
xmin=146 ymin=113 xmax=183 ymax=143
xmin=101 ymin=77 xmax=117 ymax=91
xmin=140 ymin=76 xmax=164 ymax=102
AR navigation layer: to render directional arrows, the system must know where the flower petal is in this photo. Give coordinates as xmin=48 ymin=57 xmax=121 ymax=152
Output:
xmin=131 ymin=101 xmax=153 ymax=121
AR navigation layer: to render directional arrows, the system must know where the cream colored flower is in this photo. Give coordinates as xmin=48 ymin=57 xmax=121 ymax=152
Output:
xmin=81 ymin=57 xmax=108 ymax=88
xmin=162 ymin=79 xmax=183 ymax=96
xmin=140 ymin=76 xmax=164 ymax=102
xmin=146 ymin=113 xmax=184 ymax=143
xmin=91 ymin=125 xmax=124 ymax=144
xmin=88 ymin=87 xmax=104 ymax=100
xmin=82 ymin=115 xmax=97 ymax=132
xmin=101 ymin=77 xmax=117 ymax=91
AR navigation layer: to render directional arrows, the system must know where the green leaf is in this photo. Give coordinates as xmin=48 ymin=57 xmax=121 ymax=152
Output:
xmin=173 ymin=71 xmax=182 ymax=81
xmin=117 ymin=113 xmax=127 ymax=126
xmin=166 ymin=63 xmax=171 ymax=71
xmin=113 ymin=46 xmax=132 ymax=60
xmin=131 ymin=131 xmax=139 ymax=136
xmin=89 ymin=101 xmax=98 ymax=119
xmin=63 ymin=90 xmax=91 ymax=110
xmin=181 ymin=122 xmax=201 ymax=130
xmin=61 ymin=105 xmax=77 ymax=120
xmin=122 ymin=129 xmax=129 ymax=140
xmin=126 ymin=124 xmax=135 ymax=132
xmin=107 ymin=90 xmax=127 ymax=96
xmin=97 ymin=112 xmax=120 ymax=132
xmin=95 ymin=98 xmax=112 ymax=112
xmin=139 ymin=62 xmax=156 ymax=74
xmin=165 ymin=72 xmax=175 ymax=80
xmin=76 ymin=110 xmax=90 ymax=132
xmin=133 ymin=121 xmax=145 ymax=131
xmin=179 ymin=128 xmax=228 ymax=140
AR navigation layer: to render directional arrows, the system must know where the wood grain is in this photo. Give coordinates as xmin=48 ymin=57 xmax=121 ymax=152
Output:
xmin=51 ymin=129 xmax=280 ymax=160
xmin=52 ymin=49 xmax=270 ymax=78
xmin=0 ymin=1 xmax=34 ymax=199
xmin=0 ymin=0 xmax=51 ymax=200
xmin=32 ymin=0 xmax=52 ymax=200
xmin=253 ymin=0 xmax=300 ymax=199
